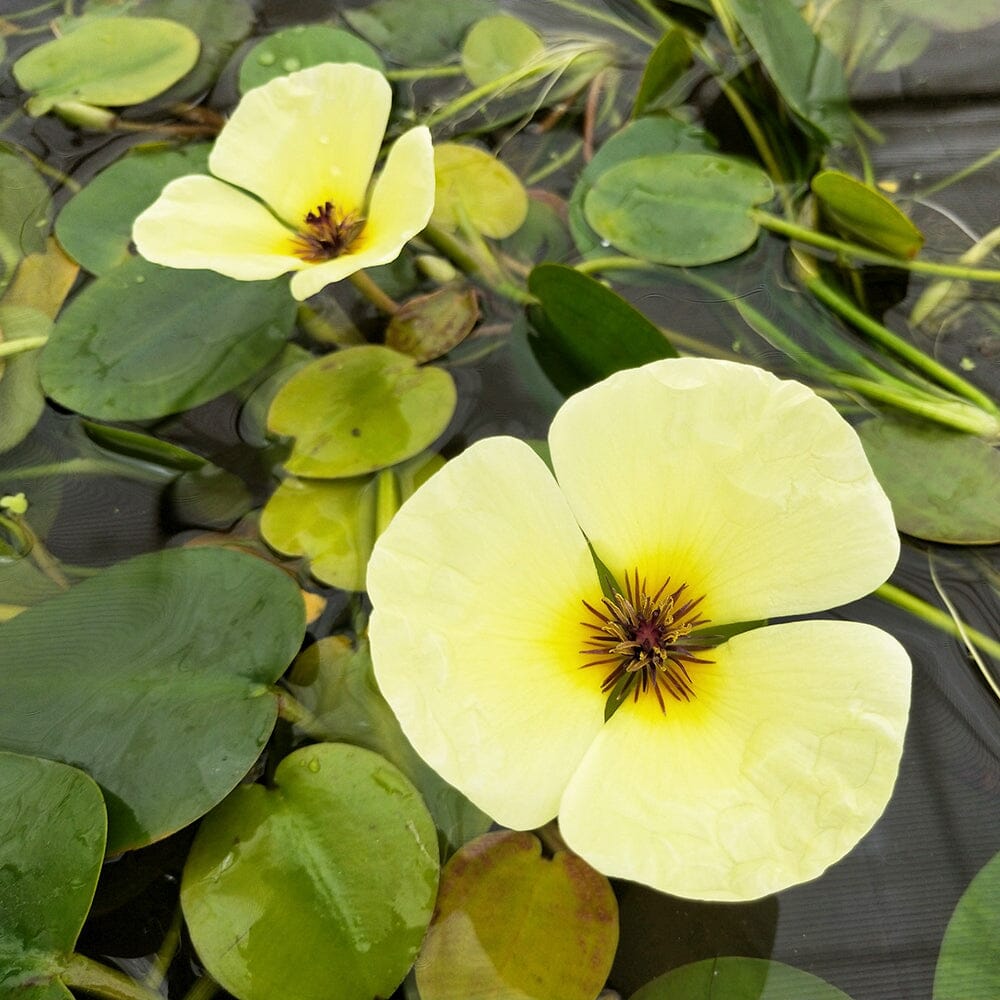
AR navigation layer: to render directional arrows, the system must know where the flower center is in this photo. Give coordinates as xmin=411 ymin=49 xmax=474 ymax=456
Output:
xmin=581 ymin=569 xmax=712 ymax=714
xmin=292 ymin=201 xmax=365 ymax=262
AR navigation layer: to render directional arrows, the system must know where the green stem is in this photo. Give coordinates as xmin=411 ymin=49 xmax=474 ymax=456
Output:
xmin=142 ymin=905 xmax=182 ymax=991
xmin=3 ymin=0 xmax=61 ymax=18
xmin=181 ymin=975 xmax=220 ymax=1000
xmin=574 ymin=254 xmax=660 ymax=276
xmin=62 ymin=954 xmax=165 ymax=1000
xmin=543 ymin=0 xmax=658 ymax=45
xmin=804 ymin=275 xmax=1000 ymax=416
xmin=754 ymin=210 xmax=1000 ymax=283
xmin=0 ymin=141 xmax=81 ymax=193
xmin=421 ymin=224 xmax=535 ymax=304
xmin=915 ymin=143 xmax=1000 ymax=199
xmin=717 ymin=81 xmax=786 ymax=186
xmin=0 ymin=335 xmax=47 ymax=359
xmin=877 ymin=582 xmax=1000 ymax=665
xmin=631 ymin=0 xmax=676 ymax=31
xmin=7 ymin=457 xmax=175 ymax=482
xmin=349 ymin=270 xmax=400 ymax=315
xmin=273 ymin=687 xmax=324 ymax=738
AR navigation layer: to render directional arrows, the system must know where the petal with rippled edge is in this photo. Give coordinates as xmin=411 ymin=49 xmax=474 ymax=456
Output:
xmin=367 ymin=437 xmax=607 ymax=830
xmin=288 ymin=127 xmax=435 ymax=300
xmin=559 ymin=620 xmax=911 ymax=901
xmin=210 ymin=62 xmax=391 ymax=228
xmin=132 ymin=175 xmax=304 ymax=280
xmin=548 ymin=358 xmax=898 ymax=625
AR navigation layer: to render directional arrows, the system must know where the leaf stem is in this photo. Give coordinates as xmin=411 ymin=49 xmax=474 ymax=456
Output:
xmin=62 ymin=954 xmax=165 ymax=1000
xmin=0 ymin=334 xmax=48 ymax=358
xmin=273 ymin=687 xmax=324 ymax=737
xmin=421 ymin=224 xmax=535 ymax=304
xmin=544 ymin=0 xmax=659 ymax=45
xmin=349 ymin=270 xmax=400 ymax=315
xmin=142 ymin=904 xmax=183 ymax=991
xmin=754 ymin=210 xmax=1000 ymax=283
xmin=181 ymin=974 xmax=220 ymax=1000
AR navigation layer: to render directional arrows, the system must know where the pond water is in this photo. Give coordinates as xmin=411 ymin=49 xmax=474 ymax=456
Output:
xmin=1 ymin=2 xmax=999 ymax=999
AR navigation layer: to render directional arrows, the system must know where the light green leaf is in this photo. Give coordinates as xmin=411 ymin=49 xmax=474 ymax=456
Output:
xmin=584 ymin=152 xmax=773 ymax=265
xmin=13 ymin=17 xmax=200 ymax=115
xmin=432 ymin=142 xmax=528 ymax=239
xmin=0 ymin=547 xmax=305 ymax=853
xmin=884 ymin=0 xmax=1000 ymax=30
xmin=416 ymin=830 xmax=619 ymax=1000
xmin=267 ymin=345 xmax=457 ymax=478
xmin=461 ymin=14 xmax=543 ymax=86
xmin=858 ymin=416 xmax=1000 ymax=544
xmin=0 ymin=752 xmax=106 ymax=1000
xmin=39 ymin=256 xmax=296 ymax=420
xmin=812 ymin=170 xmax=923 ymax=258
xmin=239 ymin=24 xmax=384 ymax=93
xmin=56 ymin=143 xmax=211 ymax=275
xmin=182 ymin=743 xmax=439 ymax=1000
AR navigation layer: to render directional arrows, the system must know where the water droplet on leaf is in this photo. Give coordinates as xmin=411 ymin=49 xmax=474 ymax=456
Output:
xmin=282 ymin=57 xmax=301 ymax=72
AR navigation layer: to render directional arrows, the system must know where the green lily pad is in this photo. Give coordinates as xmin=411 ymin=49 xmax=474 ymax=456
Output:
xmin=934 ymin=848 xmax=1000 ymax=999
xmin=267 ymin=345 xmax=457 ymax=478
xmin=13 ymin=17 xmax=200 ymax=116
xmin=182 ymin=743 xmax=439 ymax=1000
xmin=0 ymin=547 xmax=305 ymax=853
xmin=385 ymin=285 xmax=479 ymax=362
xmin=0 ymin=305 xmax=49 ymax=455
xmin=286 ymin=635 xmax=490 ymax=855
xmin=56 ymin=143 xmax=211 ymax=275
xmin=527 ymin=263 xmax=676 ymax=396
xmin=812 ymin=170 xmax=924 ymax=258
xmin=0 ymin=751 xmax=107 ymax=1000
xmin=857 ymin=416 xmax=1000 ymax=544
xmin=416 ymin=830 xmax=619 ymax=1000
xmin=630 ymin=957 xmax=854 ymax=999
xmin=239 ymin=25 xmax=384 ymax=93
xmin=345 ymin=0 xmax=495 ymax=65
xmin=726 ymin=0 xmax=852 ymax=145
xmin=585 ymin=152 xmax=774 ymax=266
xmin=39 ymin=256 xmax=296 ymax=420
xmin=432 ymin=142 xmax=528 ymax=239
xmin=569 ymin=116 xmax=715 ymax=257
xmin=0 ymin=149 xmax=52 ymax=292
xmin=461 ymin=14 xmax=543 ymax=86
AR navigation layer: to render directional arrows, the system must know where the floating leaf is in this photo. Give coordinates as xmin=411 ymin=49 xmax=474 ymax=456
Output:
xmin=633 ymin=28 xmax=690 ymax=116
xmin=0 ymin=548 xmax=305 ymax=853
xmin=584 ymin=152 xmax=773 ymax=265
xmin=416 ymin=830 xmax=619 ymax=1000
xmin=0 ymin=306 xmax=49 ymax=454
xmin=858 ymin=416 xmax=1000 ymax=544
xmin=461 ymin=14 xmax=543 ymax=86
xmin=569 ymin=118 xmax=715 ymax=256
xmin=55 ymin=142 xmax=211 ymax=275
xmin=0 ymin=149 xmax=52 ymax=291
xmin=0 ymin=751 xmax=106 ymax=1000
xmin=1 ymin=237 xmax=78 ymax=317
xmin=13 ymin=17 xmax=200 ymax=116
xmin=39 ymin=256 xmax=296 ymax=420
xmin=182 ymin=743 xmax=439 ymax=1000
xmin=432 ymin=142 xmax=529 ymax=239
xmin=934 ymin=848 xmax=1000 ymax=999
xmin=726 ymin=0 xmax=852 ymax=145
xmin=630 ymin=957 xmax=853 ymax=999
xmin=239 ymin=24 xmax=384 ymax=93
xmin=386 ymin=285 xmax=479 ymax=362
xmin=345 ymin=0 xmax=494 ymax=65
xmin=286 ymin=634 xmax=490 ymax=855
xmin=527 ymin=264 xmax=676 ymax=396
xmin=885 ymin=0 xmax=1000 ymax=31
xmin=267 ymin=345 xmax=456 ymax=478
xmin=812 ymin=171 xmax=924 ymax=258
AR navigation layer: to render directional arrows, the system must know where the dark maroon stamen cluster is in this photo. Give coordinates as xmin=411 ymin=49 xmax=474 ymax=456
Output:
xmin=292 ymin=201 xmax=365 ymax=262
xmin=581 ymin=569 xmax=713 ymax=713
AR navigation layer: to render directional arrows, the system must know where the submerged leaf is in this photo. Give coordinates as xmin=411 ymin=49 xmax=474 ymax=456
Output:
xmin=461 ymin=14 xmax=543 ymax=86
xmin=182 ymin=743 xmax=439 ymax=1000
xmin=0 ymin=150 xmax=52 ymax=291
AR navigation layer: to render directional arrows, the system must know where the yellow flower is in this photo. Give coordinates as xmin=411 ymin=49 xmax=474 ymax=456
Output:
xmin=132 ymin=63 xmax=434 ymax=301
xmin=367 ymin=358 xmax=911 ymax=902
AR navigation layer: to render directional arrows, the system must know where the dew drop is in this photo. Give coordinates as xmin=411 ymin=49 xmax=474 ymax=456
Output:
xmin=134 ymin=275 xmax=145 ymax=284
xmin=318 ymin=134 xmax=330 ymax=145
xmin=599 ymin=239 xmax=611 ymax=248
xmin=307 ymin=757 xmax=320 ymax=773
xmin=282 ymin=57 xmax=302 ymax=72
xmin=257 ymin=51 xmax=276 ymax=66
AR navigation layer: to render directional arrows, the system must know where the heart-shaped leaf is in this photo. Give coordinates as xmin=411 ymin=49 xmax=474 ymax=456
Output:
xmin=584 ymin=153 xmax=773 ymax=266
xmin=182 ymin=743 xmax=440 ymax=1000
xmin=0 ymin=547 xmax=305 ymax=853
xmin=0 ymin=751 xmax=106 ymax=999
xmin=267 ymin=345 xmax=456 ymax=478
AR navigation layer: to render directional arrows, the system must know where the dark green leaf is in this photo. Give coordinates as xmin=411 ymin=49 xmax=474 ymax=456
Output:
xmin=39 ymin=256 xmax=296 ymax=420
xmin=633 ymin=29 xmax=691 ymax=117
xmin=0 ymin=149 xmax=52 ymax=290
xmin=527 ymin=263 xmax=676 ymax=396
xmin=0 ymin=305 xmax=49 ymax=454
xmin=0 ymin=548 xmax=305 ymax=853
xmin=182 ymin=743 xmax=439 ymax=1000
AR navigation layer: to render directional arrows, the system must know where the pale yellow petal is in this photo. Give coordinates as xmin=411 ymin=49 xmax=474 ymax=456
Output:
xmin=367 ymin=437 xmax=607 ymax=830
xmin=548 ymin=358 xmax=898 ymax=625
xmin=132 ymin=175 xmax=304 ymax=280
xmin=559 ymin=620 xmax=911 ymax=901
xmin=210 ymin=62 xmax=391 ymax=227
